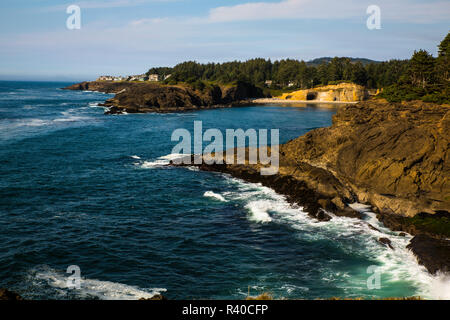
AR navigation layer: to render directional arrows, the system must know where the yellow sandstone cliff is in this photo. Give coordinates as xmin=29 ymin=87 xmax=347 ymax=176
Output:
xmin=279 ymin=83 xmax=368 ymax=102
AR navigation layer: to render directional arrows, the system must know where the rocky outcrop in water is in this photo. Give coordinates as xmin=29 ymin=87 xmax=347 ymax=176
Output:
xmin=177 ymin=99 xmax=449 ymax=273
xmin=407 ymin=235 xmax=450 ymax=274
xmin=0 ymin=288 xmax=23 ymax=300
xmin=281 ymin=99 xmax=449 ymax=218
xmin=63 ymin=81 xmax=264 ymax=114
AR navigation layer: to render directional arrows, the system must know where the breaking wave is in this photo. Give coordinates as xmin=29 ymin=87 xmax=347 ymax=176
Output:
xmin=221 ymin=175 xmax=450 ymax=299
xmin=24 ymin=266 xmax=166 ymax=300
xmin=204 ymin=191 xmax=228 ymax=202
xmin=134 ymin=153 xmax=189 ymax=169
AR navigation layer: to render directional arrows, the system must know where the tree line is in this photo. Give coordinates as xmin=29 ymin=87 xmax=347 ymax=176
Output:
xmin=147 ymin=57 xmax=409 ymax=90
xmin=379 ymin=31 xmax=449 ymax=103
xmin=146 ymin=31 xmax=449 ymax=103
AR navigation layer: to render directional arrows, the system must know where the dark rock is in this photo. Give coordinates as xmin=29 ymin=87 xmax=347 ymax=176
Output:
xmin=139 ymin=294 xmax=167 ymax=300
xmin=399 ymin=232 xmax=407 ymax=237
xmin=0 ymin=288 xmax=23 ymax=300
xmin=377 ymin=211 xmax=450 ymax=239
xmin=308 ymin=209 xmax=332 ymax=222
xmin=378 ymin=237 xmax=394 ymax=250
xmin=334 ymin=207 xmax=363 ymax=219
xmin=407 ymin=235 xmax=450 ymax=274
xmin=368 ymin=224 xmax=381 ymax=232
xmin=64 ymin=81 xmax=264 ymax=114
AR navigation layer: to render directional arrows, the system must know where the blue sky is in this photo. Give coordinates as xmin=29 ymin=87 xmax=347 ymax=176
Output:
xmin=0 ymin=0 xmax=448 ymax=81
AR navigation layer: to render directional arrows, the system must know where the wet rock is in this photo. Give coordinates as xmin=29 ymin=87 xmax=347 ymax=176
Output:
xmin=334 ymin=207 xmax=363 ymax=219
xmin=308 ymin=209 xmax=332 ymax=222
xmin=378 ymin=237 xmax=394 ymax=250
xmin=0 ymin=288 xmax=23 ymax=300
xmin=368 ymin=224 xmax=381 ymax=232
xmin=139 ymin=294 xmax=167 ymax=300
xmin=407 ymin=235 xmax=450 ymax=274
xmin=377 ymin=210 xmax=450 ymax=239
xmin=399 ymin=232 xmax=407 ymax=237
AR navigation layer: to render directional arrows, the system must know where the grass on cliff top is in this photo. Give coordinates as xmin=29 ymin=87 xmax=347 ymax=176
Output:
xmin=409 ymin=213 xmax=450 ymax=237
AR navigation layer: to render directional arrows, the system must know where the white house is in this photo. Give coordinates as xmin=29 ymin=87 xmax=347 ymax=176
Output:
xmin=148 ymin=74 xmax=160 ymax=82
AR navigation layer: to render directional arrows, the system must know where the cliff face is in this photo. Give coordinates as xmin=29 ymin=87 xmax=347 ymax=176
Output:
xmin=63 ymin=81 xmax=137 ymax=94
xmin=282 ymin=99 xmax=449 ymax=217
xmin=63 ymin=81 xmax=264 ymax=113
xmin=280 ymin=83 xmax=368 ymax=102
xmin=183 ymin=99 xmax=449 ymax=223
xmin=179 ymin=99 xmax=449 ymax=274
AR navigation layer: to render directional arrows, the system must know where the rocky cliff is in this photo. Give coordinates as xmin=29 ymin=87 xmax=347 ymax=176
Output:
xmin=179 ymin=99 xmax=450 ymax=274
xmin=63 ymin=81 xmax=264 ymax=114
xmin=282 ymin=99 xmax=449 ymax=217
xmin=280 ymin=83 xmax=368 ymax=102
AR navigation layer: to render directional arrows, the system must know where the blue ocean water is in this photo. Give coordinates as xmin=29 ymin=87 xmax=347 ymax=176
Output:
xmin=0 ymin=81 xmax=448 ymax=300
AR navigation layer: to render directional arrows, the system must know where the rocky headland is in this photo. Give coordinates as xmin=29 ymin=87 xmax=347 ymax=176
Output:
xmin=63 ymin=81 xmax=264 ymax=114
xmin=64 ymin=79 xmax=449 ymax=274
xmin=175 ymin=99 xmax=450 ymax=274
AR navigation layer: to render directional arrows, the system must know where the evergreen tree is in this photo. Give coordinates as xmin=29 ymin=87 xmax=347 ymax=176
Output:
xmin=436 ymin=31 xmax=450 ymax=82
xmin=409 ymin=50 xmax=435 ymax=88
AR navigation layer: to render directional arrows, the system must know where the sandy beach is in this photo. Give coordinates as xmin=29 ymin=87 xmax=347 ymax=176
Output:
xmin=252 ymin=98 xmax=358 ymax=105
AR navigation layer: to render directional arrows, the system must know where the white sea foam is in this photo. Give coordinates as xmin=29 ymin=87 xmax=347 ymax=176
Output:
xmin=204 ymin=191 xmax=227 ymax=202
xmin=138 ymin=160 xmax=170 ymax=169
xmin=245 ymin=200 xmax=274 ymax=223
xmin=130 ymin=155 xmax=141 ymax=160
xmin=30 ymin=267 xmax=166 ymax=300
xmin=0 ymin=118 xmax=51 ymax=129
xmin=159 ymin=153 xmax=188 ymax=161
xmin=23 ymin=119 xmax=50 ymax=127
xmin=135 ymin=153 xmax=189 ymax=169
xmin=222 ymin=176 xmax=450 ymax=299
xmin=53 ymin=116 xmax=91 ymax=122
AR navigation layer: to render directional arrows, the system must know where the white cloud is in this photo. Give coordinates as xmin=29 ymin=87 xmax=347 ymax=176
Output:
xmin=207 ymin=0 xmax=450 ymax=23
xmin=45 ymin=0 xmax=175 ymax=11
xmin=129 ymin=17 xmax=169 ymax=26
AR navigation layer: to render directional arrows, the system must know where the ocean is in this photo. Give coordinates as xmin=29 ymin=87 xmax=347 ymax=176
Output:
xmin=0 ymin=81 xmax=448 ymax=300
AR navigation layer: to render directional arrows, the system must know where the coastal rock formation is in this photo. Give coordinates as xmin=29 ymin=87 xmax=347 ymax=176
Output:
xmin=180 ymin=99 xmax=449 ymax=274
xmin=64 ymin=81 xmax=138 ymax=94
xmin=0 ymin=288 xmax=23 ymax=300
xmin=64 ymin=81 xmax=264 ymax=114
xmin=378 ymin=237 xmax=394 ymax=250
xmin=191 ymin=100 xmax=449 ymax=219
xmin=406 ymin=235 xmax=450 ymax=274
xmin=279 ymin=83 xmax=368 ymax=102
xmin=281 ymin=99 xmax=449 ymax=218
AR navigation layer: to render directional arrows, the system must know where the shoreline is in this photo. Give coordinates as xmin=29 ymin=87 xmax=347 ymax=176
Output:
xmin=169 ymin=98 xmax=450 ymax=276
xmin=172 ymin=157 xmax=450 ymax=276
xmin=251 ymin=98 xmax=359 ymax=105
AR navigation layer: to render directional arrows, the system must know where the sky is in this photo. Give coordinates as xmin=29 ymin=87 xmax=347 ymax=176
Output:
xmin=0 ymin=0 xmax=448 ymax=81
